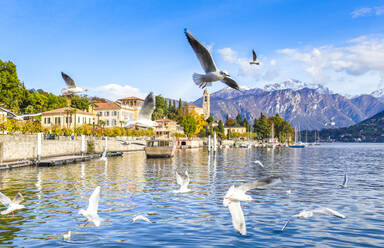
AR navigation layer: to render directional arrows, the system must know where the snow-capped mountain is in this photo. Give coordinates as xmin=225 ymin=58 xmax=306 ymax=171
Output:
xmin=194 ymin=80 xmax=384 ymax=130
xmin=370 ymin=88 xmax=384 ymax=101
xmin=264 ymin=79 xmax=332 ymax=94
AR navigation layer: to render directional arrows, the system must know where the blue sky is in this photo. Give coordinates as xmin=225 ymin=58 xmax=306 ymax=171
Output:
xmin=1 ymin=0 xmax=384 ymax=100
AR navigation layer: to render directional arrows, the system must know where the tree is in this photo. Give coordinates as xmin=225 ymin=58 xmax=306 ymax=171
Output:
xmin=206 ymin=116 xmax=214 ymax=124
xmin=253 ymin=113 xmax=272 ymax=139
xmin=225 ymin=118 xmax=236 ymax=127
xmin=218 ymin=120 xmax=224 ymax=133
xmin=236 ymin=114 xmax=242 ymax=126
xmin=180 ymin=114 xmax=197 ymax=137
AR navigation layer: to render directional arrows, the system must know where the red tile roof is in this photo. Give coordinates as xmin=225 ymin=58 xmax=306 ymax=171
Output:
xmin=118 ymin=96 xmax=144 ymax=101
xmin=94 ymin=102 xmax=121 ymax=110
xmin=42 ymin=107 xmax=93 ymax=116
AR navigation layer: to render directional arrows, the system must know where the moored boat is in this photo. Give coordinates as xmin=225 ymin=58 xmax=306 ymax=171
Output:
xmin=145 ymin=139 xmax=176 ymax=158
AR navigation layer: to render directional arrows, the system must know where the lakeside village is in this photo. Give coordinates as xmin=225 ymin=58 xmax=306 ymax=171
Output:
xmin=0 ymin=60 xmax=296 ymax=166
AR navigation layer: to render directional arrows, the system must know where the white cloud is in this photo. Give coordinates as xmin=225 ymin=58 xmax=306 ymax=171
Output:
xmin=277 ymin=35 xmax=384 ymax=86
xmin=351 ymin=6 xmax=384 ymax=18
xmin=90 ymin=83 xmax=145 ymax=101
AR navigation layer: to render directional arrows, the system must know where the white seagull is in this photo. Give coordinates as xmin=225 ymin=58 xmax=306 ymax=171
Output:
xmin=0 ymin=192 xmax=25 ymax=217
xmin=132 ymin=215 xmax=152 ymax=224
xmin=61 ymin=72 xmax=87 ymax=96
xmin=339 ymin=172 xmax=348 ymax=189
xmin=173 ymin=170 xmax=191 ymax=193
xmin=253 ymin=160 xmax=264 ymax=168
xmin=62 ymin=231 xmax=71 ymax=241
xmin=99 ymin=149 xmax=107 ymax=161
xmin=126 ymin=92 xmax=157 ymax=128
xmin=184 ymin=29 xmax=240 ymax=91
xmin=249 ymin=50 xmax=260 ymax=65
xmin=78 ymin=186 xmax=102 ymax=227
xmin=281 ymin=207 xmax=345 ymax=231
xmin=223 ymin=176 xmax=281 ymax=235
xmin=0 ymin=107 xmax=41 ymax=121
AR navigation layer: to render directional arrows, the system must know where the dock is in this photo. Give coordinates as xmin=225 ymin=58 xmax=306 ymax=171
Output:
xmin=0 ymin=160 xmax=34 ymax=170
xmin=37 ymin=152 xmax=123 ymax=167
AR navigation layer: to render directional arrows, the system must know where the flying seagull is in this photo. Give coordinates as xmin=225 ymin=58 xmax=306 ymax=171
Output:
xmin=62 ymin=231 xmax=71 ymax=241
xmin=223 ymin=176 xmax=281 ymax=235
xmin=184 ymin=29 xmax=240 ymax=91
xmin=0 ymin=107 xmax=41 ymax=121
xmin=126 ymin=92 xmax=157 ymax=128
xmin=61 ymin=72 xmax=87 ymax=96
xmin=253 ymin=160 xmax=264 ymax=168
xmin=339 ymin=172 xmax=348 ymax=189
xmin=173 ymin=170 xmax=191 ymax=193
xmin=0 ymin=192 xmax=25 ymax=217
xmin=249 ymin=50 xmax=260 ymax=65
xmin=281 ymin=207 xmax=345 ymax=231
xmin=132 ymin=215 xmax=152 ymax=224
xmin=78 ymin=186 xmax=102 ymax=227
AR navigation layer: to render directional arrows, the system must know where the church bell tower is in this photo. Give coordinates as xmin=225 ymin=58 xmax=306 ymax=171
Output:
xmin=203 ymin=89 xmax=210 ymax=119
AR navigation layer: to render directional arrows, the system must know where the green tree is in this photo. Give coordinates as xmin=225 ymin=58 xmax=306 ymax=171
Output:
xmin=218 ymin=120 xmax=224 ymax=133
xmin=236 ymin=114 xmax=242 ymax=126
xmin=225 ymin=118 xmax=236 ymax=127
xmin=180 ymin=114 xmax=197 ymax=137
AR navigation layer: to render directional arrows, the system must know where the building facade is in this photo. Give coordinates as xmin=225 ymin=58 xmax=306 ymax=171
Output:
xmin=223 ymin=126 xmax=247 ymax=136
xmin=94 ymin=96 xmax=144 ymax=127
xmin=185 ymin=104 xmax=204 ymax=116
xmin=41 ymin=107 xmax=95 ymax=129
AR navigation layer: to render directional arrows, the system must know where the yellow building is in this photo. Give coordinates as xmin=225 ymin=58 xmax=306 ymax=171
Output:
xmin=117 ymin=96 xmax=144 ymax=121
xmin=94 ymin=96 xmax=144 ymax=127
xmin=41 ymin=107 xmax=95 ymax=129
xmin=224 ymin=126 xmax=247 ymax=136
xmin=185 ymin=105 xmax=204 ymax=116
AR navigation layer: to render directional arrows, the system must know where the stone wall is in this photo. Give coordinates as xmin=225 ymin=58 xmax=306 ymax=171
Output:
xmin=0 ymin=135 xmax=147 ymax=162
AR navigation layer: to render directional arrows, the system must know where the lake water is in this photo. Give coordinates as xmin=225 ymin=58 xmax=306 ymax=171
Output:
xmin=0 ymin=143 xmax=383 ymax=247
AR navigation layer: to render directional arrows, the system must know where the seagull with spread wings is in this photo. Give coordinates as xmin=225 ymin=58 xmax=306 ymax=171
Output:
xmin=339 ymin=172 xmax=348 ymax=189
xmin=0 ymin=107 xmax=41 ymax=121
xmin=78 ymin=186 xmax=102 ymax=227
xmin=0 ymin=192 xmax=25 ymax=217
xmin=249 ymin=50 xmax=260 ymax=65
xmin=281 ymin=207 xmax=345 ymax=231
xmin=61 ymin=72 xmax=87 ymax=96
xmin=223 ymin=176 xmax=281 ymax=235
xmin=173 ymin=170 xmax=191 ymax=193
xmin=126 ymin=92 xmax=157 ymax=128
xmin=184 ymin=29 xmax=240 ymax=91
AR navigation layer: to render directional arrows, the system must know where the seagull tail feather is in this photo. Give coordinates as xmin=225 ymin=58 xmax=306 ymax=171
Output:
xmin=192 ymin=73 xmax=204 ymax=86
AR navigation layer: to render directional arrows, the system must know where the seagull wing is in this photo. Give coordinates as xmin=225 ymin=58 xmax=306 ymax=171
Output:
xmin=61 ymin=72 xmax=76 ymax=88
xmin=13 ymin=192 xmax=24 ymax=204
xmin=343 ymin=173 xmax=348 ymax=187
xmin=221 ymin=76 xmax=241 ymax=91
xmin=252 ymin=49 xmax=257 ymax=62
xmin=185 ymin=29 xmax=217 ymax=73
xmin=315 ymin=208 xmax=345 ymax=218
xmin=0 ymin=192 xmax=12 ymax=207
xmin=228 ymin=201 xmax=246 ymax=235
xmin=20 ymin=113 xmax=42 ymax=118
xmin=87 ymin=186 xmax=101 ymax=214
xmin=176 ymin=172 xmax=184 ymax=186
xmin=138 ymin=92 xmax=155 ymax=120
xmin=183 ymin=171 xmax=190 ymax=187
xmin=0 ymin=107 xmax=16 ymax=118
xmin=238 ymin=176 xmax=281 ymax=193
xmin=281 ymin=220 xmax=290 ymax=231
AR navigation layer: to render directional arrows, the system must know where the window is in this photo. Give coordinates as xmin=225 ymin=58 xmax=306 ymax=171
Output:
xmin=205 ymin=96 xmax=208 ymax=101
xmin=44 ymin=118 xmax=46 ymax=124
xmin=105 ymin=111 xmax=110 ymax=117
xmin=113 ymin=111 xmax=117 ymax=116
xmin=55 ymin=117 xmax=60 ymax=125
xmin=78 ymin=117 xmax=80 ymax=123
xmin=98 ymin=111 xmax=102 ymax=116
xmin=112 ymin=119 xmax=117 ymax=126
xmin=106 ymin=120 xmax=109 ymax=126
xmin=47 ymin=118 xmax=51 ymax=124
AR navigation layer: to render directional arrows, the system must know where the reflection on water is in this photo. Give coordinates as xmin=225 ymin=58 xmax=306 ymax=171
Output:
xmin=0 ymin=144 xmax=384 ymax=247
